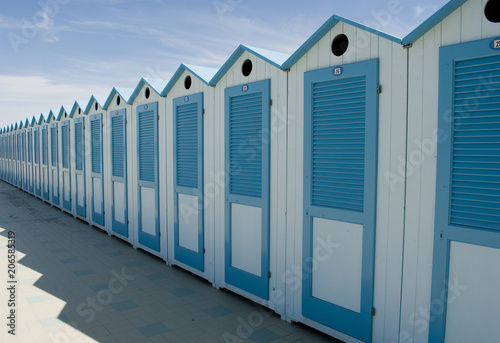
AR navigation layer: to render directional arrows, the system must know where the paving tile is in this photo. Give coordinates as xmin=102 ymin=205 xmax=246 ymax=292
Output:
xmin=60 ymin=257 xmax=80 ymax=264
xmin=171 ymin=287 xmax=195 ymax=297
xmin=145 ymin=273 xmax=167 ymax=280
xmin=203 ymin=305 xmax=232 ymax=318
xmin=111 ymin=300 xmax=138 ymax=312
xmin=74 ymin=269 xmax=95 ymax=276
xmin=250 ymin=328 xmax=281 ymax=343
xmin=137 ymin=322 xmax=170 ymax=337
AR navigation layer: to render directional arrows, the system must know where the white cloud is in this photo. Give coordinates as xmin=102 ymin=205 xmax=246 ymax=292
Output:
xmin=0 ymin=75 xmax=109 ymax=129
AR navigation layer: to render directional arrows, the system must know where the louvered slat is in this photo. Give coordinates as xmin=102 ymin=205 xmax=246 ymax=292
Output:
xmin=42 ymin=128 xmax=48 ymax=165
xmin=311 ymin=76 xmax=366 ymax=212
xmin=138 ymin=110 xmax=155 ymax=182
xmin=62 ymin=124 xmax=69 ymax=169
xmin=111 ymin=115 xmax=125 ymax=178
xmin=91 ymin=119 xmax=101 ymax=174
xmin=176 ymin=103 xmax=198 ymax=188
xmin=229 ymin=92 xmax=262 ymax=198
xmin=451 ymin=55 xmax=500 ymax=231
xmin=34 ymin=130 xmax=39 ymax=164
xmin=75 ymin=122 xmax=84 ymax=171
xmin=51 ymin=126 xmax=57 ymax=167
xmin=27 ymin=131 xmax=32 ymax=163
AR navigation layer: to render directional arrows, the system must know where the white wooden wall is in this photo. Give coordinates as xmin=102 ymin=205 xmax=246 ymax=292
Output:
xmin=213 ymin=51 xmax=288 ymax=316
xmin=286 ymin=22 xmax=408 ymax=343
xmin=105 ymin=94 xmax=135 ymax=245
xmin=70 ymin=106 xmax=88 ymax=221
xmin=131 ymin=85 xmax=167 ymax=260
xmin=402 ymin=0 xmax=499 ymax=342
xmin=58 ymin=112 xmax=72 ymax=215
xmin=164 ymin=71 xmax=216 ymax=283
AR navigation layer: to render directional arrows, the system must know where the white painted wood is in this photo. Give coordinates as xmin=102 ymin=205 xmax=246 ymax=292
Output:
xmin=113 ymin=181 xmax=126 ymax=224
xmin=93 ymin=178 xmax=103 ymax=215
xmin=140 ymin=187 xmax=156 ymax=236
xmin=77 ymin=174 xmax=84 ymax=207
xmin=63 ymin=172 xmax=70 ymax=201
xmin=444 ymin=242 xmax=500 ymax=343
xmin=230 ymin=203 xmax=262 ymax=277
xmin=312 ymin=218 xmax=362 ymax=313
xmin=178 ymin=193 xmax=199 ymax=252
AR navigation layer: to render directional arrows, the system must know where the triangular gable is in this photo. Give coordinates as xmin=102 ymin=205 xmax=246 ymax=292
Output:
xmin=37 ymin=114 xmax=45 ymax=125
xmin=24 ymin=118 xmax=29 ymax=128
xmin=281 ymin=14 xmax=401 ymax=70
xmin=402 ymin=0 xmax=468 ymax=45
xmin=57 ymin=105 xmax=72 ymax=121
xmin=30 ymin=116 xmax=37 ymax=127
xmin=161 ymin=64 xmax=218 ymax=96
xmin=210 ymin=44 xmax=291 ymax=84
xmin=14 ymin=122 xmax=18 ymax=130
xmin=103 ymin=87 xmax=134 ymax=110
xmin=84 ymin=95 xmax=107 ymax=114
xmin=45 ymin=110 xmax=55 ymax=123
xmin=69 ymin=100 xmax=86 ymax=118
xmin=128 ymin=78 xmax=169 ymax=103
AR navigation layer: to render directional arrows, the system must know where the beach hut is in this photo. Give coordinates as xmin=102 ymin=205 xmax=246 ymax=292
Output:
xmin=84 ymin=95 xmax=108 ymax=230
xmin=128 ymin=78 xmax=168 ymax=257
xmin=280 ymin=14 xmax=408 ymax=342
xmin=103 ymin=87 xmax=134 ymax=242
xmin=14 ymin=122 xmax=20 ymax=187
xmin=57 ymin=105 xmax=73 ymax=213
xmin=161 ymin=64 xmax=218 ymax=282
xmin=47 ymin=110 xmax=60 ymax=207
xmin=70 ymin=101 xmax=88 ymax=220
xmin=210 ymin=45 xmax=289 ymax=315
xmin=26 ymin=117 xmax=36 ymax=194
xmin=21 ymin=119 xmax=29 ymax=191
xmin=33 ymin=114 xmax=44 ymax=198
xmin=399 ymin=0 xmax=500 ymax=342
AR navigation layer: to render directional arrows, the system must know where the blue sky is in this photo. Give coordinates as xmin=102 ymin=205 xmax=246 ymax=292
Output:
xmin=0 ymin=0 xmax=447 ymax=129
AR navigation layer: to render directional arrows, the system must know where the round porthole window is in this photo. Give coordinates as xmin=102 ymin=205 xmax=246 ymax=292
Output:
xmin=485 ymin=0 xmax=500 ymax=22
xmin=145 ymin=87 xmax=151 ymax=99
xmin=242 ymin=59 xmax=253 ymax=77
xmin=184 ymin=75 xmax=192 ymax=90
xmin=117 ymin=96 xmax=121 ymax=106
xmin=331 ymin=34 xmax=349 ymax=57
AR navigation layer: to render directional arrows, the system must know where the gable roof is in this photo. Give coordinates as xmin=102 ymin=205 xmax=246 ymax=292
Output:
xmin=128 ymin=78 xmax=169 ymax=104
xmin=69 ymin=100 xmax=86 ymax=118
xmin=161 ymin=64 xmax=218 ymax=96
xmin=30 ymin=116 xmax=37 ymax=127
xmin=210 ymin=44 xmax=291 ymax=84
xmin=57 ymin=105 xmax=72 ymax=121
xmin=103 ymin=87 xmax=134 ymax=110
xmin=84 ymin=94 xmax=108 ymax=114
xmin=282 ymin=14 xmax=401 ymax=70
xmin=402 ymin=0 xmax=468 ymax=45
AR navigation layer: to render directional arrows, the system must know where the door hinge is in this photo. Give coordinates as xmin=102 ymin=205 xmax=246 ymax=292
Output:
xmin=157 ymin=116 xmax=160 ymax=121
xmin=269 ymin=99 xmax=273 ymax=107
xmin=378 ymin=85 xmax=382 ymax=94
xmin=203 ymin=248 xmax=206 ymax=253
xmin=372 ymin=308 xmax=376 ymax=316
xmin=125 ymin=120 xmax=127 ymax=125
xmin=127 ymin=220 xmax=129 ymax=224
xmin=268 ymin=272 xmax=271 ymax=278
xmin=202 ymin=109 xmax=205 ymax=115
xmin=158 ymin=231 xmax=161 ymax=237
xmin=103 ymin=211 xmax=105 ymax=215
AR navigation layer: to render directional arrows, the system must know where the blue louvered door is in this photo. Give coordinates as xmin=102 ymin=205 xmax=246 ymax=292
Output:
xmin=16 ymin=131 xmax=21 ymax=187
xmin=50 ymin=123 xmax=59 ymax=206
xmin=137 ymin=102 xmax=159 ymax=252
xmin=61 ymin=121 xmax=71 ymax=212
xmin=90 ymin=114 xmax=104 ymax=227
xmin=110 ymin=109 xmax=128 ymax=237
xmin=303 ymin=60 xmax=379 ymax=343
xmin=8 ymin=133 xmax=12 ymax=183
xmin=74 ymin=118 xmax=86 ymax=218
xmin=34 ymin=127 xmax=41 ymax=197
xmin=27 ymin=129 xmax=33 ymax=193
xmin=21 ymin=130 xmax=26 ymax=190
xmin=41 ymin=126 xmax=49 ymax=201
xmin=224 ymin=80 xmax=270 ymax=300
xmin=173 ymin=93 xmax=204 ymax=271
xmin=430 ymin=39 xmax=500 ymax=343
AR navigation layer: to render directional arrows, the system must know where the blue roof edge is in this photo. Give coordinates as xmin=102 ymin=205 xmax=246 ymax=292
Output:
xmin=209 ymin=45 xmax=287 ymax=85
xmin=161 ymin=64 xmax=217 ymax=97
xmin=402 ymin=0 xmax=468 ymax=45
